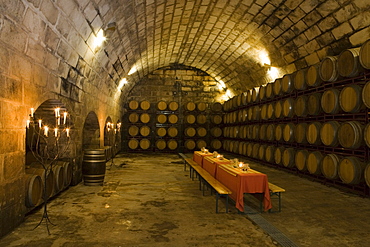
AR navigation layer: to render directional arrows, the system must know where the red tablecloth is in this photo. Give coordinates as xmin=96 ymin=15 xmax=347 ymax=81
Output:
xmin=203 ymin=156 xmax=232 ymax=177
xmin=193 ymin=151 xmax=213 ymax=166
xmin=216 ymin=164 xmax=272 ymax=212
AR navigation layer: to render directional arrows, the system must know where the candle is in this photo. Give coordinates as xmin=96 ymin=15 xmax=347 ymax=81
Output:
xmin=114 ymin=128 xmax=117 ymax=134
xmin=66 ymin=128 xmax=70 ymax=137
xmin=55 ymin=108 xmax=60 ymax=117
xmin=38 ymin=119 xmax=42 ymax=128
xmin=57 ymin=117 xmax=60 ymax=126
xmin=30 ymin=108 xmax=34 ymax=117
xmin=238 ymin=162 xmax=244 ymax=168
xmin=26 ymin=120 xmax=30 ymax=128
xmin=54 ymin=128 xmax=58 ymax=137
xmin=44 ymin=126 xmax=49 ymax=137
xmin=63 ymin=112 xmax=67 ymax=125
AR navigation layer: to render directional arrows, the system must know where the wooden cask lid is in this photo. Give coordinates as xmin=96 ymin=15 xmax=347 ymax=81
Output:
xmin=211 ymin=102 xmax=223 ymax=112
xmin=128 ymin=139 xmax=139 ymax=149
xmin=196 ymin=140 xmax=207 ymax=150
xmin=282 ymin=148 xmax=295 ymax=168
xmin=246 ymin=125 xmax=253 ymax=139
xmin=211 ymin=139 xmax=222 ymax=150
xmin=233 ymin=141 xmax=240 ymax=154
xmin=239 ymin=125 xmax=247 ymax=138
xmin=267 ymin=103 xmax=274 ymax=119
xmin=156 ymin=140 xmax=166 ymax=150
xmin=322 ymin=154 xmax=340 ymax=179
xmin=223 ymin=127 xmax=229 ymax=138
xmin=307 ymin=151 xmax=323 ymax=175
xmin=259 ymin=124 xmax=268 ymax=140
xmin=247 ymin=107 xmax=253 ymax=121
xmin=252 ymin=106 xmax=261 ymax=120
xmin=359 ymin=39 xmax=370 ymax=69
xmin=211 ymin=115 xmax=223 ymax=124
xmin=251 ymin=87 xmax=259 ymax=102
xmin=197 ymin=102 xmax=207 ymax=111
xmin=266 ymin=83 xmax=274 ymax=98
xmin=259 ymin=85 xmax=266 ymax=101
xmin=246 ymin=90 xmax=253 ymax=103
xmin=239 ymin=142 xmax=247 ymax=155
xmin=306 ymin=122 xmax=322 ymax=145
xmin=185 ymin=139 xmax=196 ymax=150
xmin=185 ymin=114 xmax=196 ymax=124
xmin=139 ymin=139 xmax=151 ymax=149
xmin=140 ymin=100 xmax=150 ymax=110
xmin=157 ymin=114 xmax=167 ymax=123
xmin=364 ymin=163 xmax=370 ymax=187
xmin=260 ymin=104 xmax=268 ymax=120
xmin=281 ymin=73 xmax=294 ymax=94
xmin=251 ymin=125 xmax=259 ymax=140
xmin=197 ymin=127 xmax=207 ymax=137
xmin=321 ymin=88 xmax=340 ymax=114
xmin=252 ymin=143 xmax=260 ymax=159
xmin=339 ymin=85 xmax=363 ymax=113
xmin=196 ymin=114 xmax=207 ymax=124
xmin=307 ymin=93 xmax=322 ymax=115
xmin=294 ymin=95 xmax=308 ymax=117
xmin=128 ymin=113 xmax=139 ymax=123
xmin=185 ymin=127 xmax=196 ymax=137
xmin=362 ymin=81 xmax=370 ymax=108
xmin=258 ymin=144 xmax=267 ymax=160
xmin=339 ymin=156 xmax=365 ymax=184
xmin=168 ymin=101 xmax=179 ymax=111
xmin=139 ymin=126 xmax=151 ymax=136
xmin=185 ymin=102 xmax=196 ymax=111
xmin=306 ymin=64 xmax=322 ymax=87
xmin=283 ymin=98 xmax=295 ymax=118
xmin=275 ymin=124 xmax=284 ymax=141
xmin=319 ymin=56 xmax=339 ymax=82
xmin=265 ymin=145 xmax=276 ymax=163
xmin=167 ymin=140 xmax=178 ymax=150
xmin=364 ymin=123 xmax=370 ymax=148
xmin=231 ymin=111 xmax=237 ymax=123
xmin=283 ymin=123 xmax=295 ymax=142
xmin=294 ymin=69 xmax=307 ymax=90
xmin=233 ymin=126 xmax=241 ymax=138
xmin=236 ymin=94 xmax=243 ymax=107
xmin=338 ymin=47 xmax=363 ymax=77
xmin=273 ymin=78 xmax=282 ymax=96
xmin=128 ymin=125 xmax=139 ymax=136
xmin=247 ymin=143 xmax=253 ymax=157
xmin=274 ymin=101 xmax=283 ymax=118
xmin=294 ymin=123 xmax=307 ymax=143
xmin=295 ymin=149 xmax=309 ymax=171
xmin=274 ymin=146 xmax=285 ymax=165
xmin=242 ymin=109 xmax=248 ymax=122
xmin=128 ymin=100 xmax=139 ymax=110
xmin=156 ymin=127 xmax=167 ymax=137
xmin=338 ymin=121 xmax=363 ymax=149
xmin=210 ymin=127 xmax=222 ymax=137
xmin=266 ymin=124 xmax=275 ymax=141
xmin=168 ymin=114 xmax=178 ymax=124
xmin=232 ymin=96 xmax=238 ymax=109
xmin=320 ymin=121 xmax=340 ymax=147
xmin=168 ymin=127 xmax=178 ymax=137
xmin=157 ymin=101 xmax=167 ymax=110
xmin=140 ymin=113 xmax=150 ymax=123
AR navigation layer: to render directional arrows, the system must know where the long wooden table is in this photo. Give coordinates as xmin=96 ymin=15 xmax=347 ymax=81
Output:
xmin=193 ymin=151 xmax=213 ymax=167
xmin=203 ymin=156 xmax=232 ymax=177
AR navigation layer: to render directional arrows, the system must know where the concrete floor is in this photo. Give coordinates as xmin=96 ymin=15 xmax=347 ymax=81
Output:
xmin=1 ymin=152 xmax=370 ymax=247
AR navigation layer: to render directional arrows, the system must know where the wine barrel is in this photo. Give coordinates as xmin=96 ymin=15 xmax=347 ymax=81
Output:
xmin=252 ymin=143 xmax=260 ymax=159
xmin=52 ymin=164 xmax=65 ymax=194
xmin=27 ymin=163 xmax=54 ymax=199
xmin=247 ymin=107 xmax=253 ymax=121
xmin=319 ymin=56 xmax=339 ymax=82
xmin=140 ymin=100 xmax=150 ymax=110
xmin=196 ymin=114 xmax=207 ymax=124
xmin=247 ymin=143 xmax=253 ymax=157
xmin=295 ymin=149 xmax=309 ymax=171
xmin=307 ymin=93 xmax=323 ymax=115
xmin=364 ymin=123 xmax=370 ymax=148
xmin=168 ymin=101 xmax=179 ymax=111
xmin=251 ymin=87 xmax=259 ymax=102
xmin=211 ymin=115 xmax=223 ymax=124
xmin=211 ymin=102 xmax=223 ymax=112
xmin=128 ymin=113 xmax=139 ymax=123
xmin=294 ymin=123 xmax=307 ymax=143
xmin=274 ymin=146 xmax=285 ymax=165
xmin=267 ymin=103 xmax=274 ymax=119
xmin=275 ymin=124 xmax=284 ymax=142
xmin=241 ymin=92 xmax=248 ymax=106
xmin=321 ymin=89 xmax=340 ymax=114
xmin=140 ymin=113 xmax=150 ymax=123
xmin=294 ymin=69 xmax=307 ymax=90
xmin=128 ymin=100 xmax=139 ymax=110
xmin=252 ymin=106 xmax=261 ymax=120
xmin=156 ymin=139 xmax=166 ymax=150
xmin=246 ymin=90 xmax=253 ymax=104
xmin=157 ymin=114 xmax=167 ymax=123
xmin=246 ymin=125 xmax=253 ymax=140
xmin=197 ymin=127 xmax=207 ymax=137
xmin=307 ymin=122 xmax=322 ymax=145
xmin=359 ymin=39 xmax=370 ymax=69
xmin=306 ymin=64 xmax=323 ymax=87
xmin=55 ymin=161 xmax=73 ymax=189
xmin=338 ymin=156 xmax=365 ymax=184
xmin=338 ymin=47 xmax=364 ymax=77
xmin=157 ymin=101 xmax=167 ymax=111
xmin=260 ymin=104 xmax=268 ymax=120
xmin=307 ymin=151 xmax=323 ymax=175
xmin=362 ymin=81 xmax=370 ymax=108
xmin=252 ymin=125 xmax=260 ymax=140
xmin=156 ymin=127 xmax=167 ymax=137
xmin=239 ymin=142 xmax=247 ymax=155
xmin=185 ymin=114 xmax=196 ymax=124
xmin=273 ymin=78 xmax=282 ymax=96
xmin=128 ymin=125 xmax=139 ymax=136
xmin=196 ymin=140 xmax=207 ymax=150
xmin=266 ymin=124 xmax=275 ymax=141
xmin=281 ymin=73 xmax=294 ymax=94
xmin=139 ymin=139 xmax=151 ymax=150
xmin=211 ymin=139 xmax=222 ymax=150
xmin=338 ymin=121 xmax=364 ymax=149
xmin=25 ymin=174 xmax=43 ymax=207
xmin=82 ymin=149 xmax=106 ymax=186
xmin=320 ymin=121 xmax=340 ymax=147
xmin=185 ymin=139 xmax=196 ymax=150
xmin=294 ymin=95 xmax=308 ymax=117
xmin=168 ymin=127 xmax=178 ymax=137
xmin=282 ymin=148 xmax=295 ymax=168
xmin=167 ymin=139 xmax=178 ymax=150
xmin=258 ymin=144 xmax=267 ymax=161
xmin=322 ymin=153 xmax=340 ymax=179
xmin=185 ymin=102 xmax=196 ymax=111
xmin=223 ymin=127 xmax=230 ymax=138
xmin=239 ymin=125 xmax=247 ymax=138
xmin=259 ymin=85 xmax=266 ymax=101
xmin=283 ymin=123 xmax=295 ymax=142
xmin=259 ymin=124 xmax=268 ymax=140
xmin=185 ymin=127 xmax=196 ymax=137
xmin=232 ymin=96 xmax=238 ymax=109
xmin=274 ymin=101 xmax=283 ymax=118
xmin=339 ymin=85 xmax=364 ymax=113
xmin=265 ymin=145 xmax=276 ymax=163
xmin=168 ymin=114 xmax=178 ymax=124
xmin=365 ymin=163 xmax=370 ymax=187
xmin=283 ymin=98 xmax=295 ymax=118
xmin=210 ymin=127 xmax=222 ymax=137
xmin=266 ymin=83 xmax=274 ymax=99
xmin=233 ymin=141 xmax=240 ymax=154
xmin=128 ymin=139 xmax=139 ymax=149
xmin=197 ymin=102 xmax=207 ymax=111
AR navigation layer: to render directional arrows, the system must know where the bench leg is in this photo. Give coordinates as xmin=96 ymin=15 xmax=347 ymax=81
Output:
xmin=216 ymin=194 xmax=229 ymax=214
xmin=269 ymin=192 xmax=282 ymax=213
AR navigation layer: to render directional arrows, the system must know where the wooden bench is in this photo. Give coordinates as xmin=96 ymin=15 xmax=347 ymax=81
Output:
xmin=267 ymin=182 xmax=285 ymax=213
xmin=181 ymin=156 xmax=232 ymax=213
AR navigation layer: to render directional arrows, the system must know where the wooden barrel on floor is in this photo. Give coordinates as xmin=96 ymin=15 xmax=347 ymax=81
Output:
xmin=319 ymin=56 xmax=339 ymax=82
xmin=140 ymin=100 xmax=150 ymax=111
xmin=339 ymin=85 xmax=364 ymax=113
xmin=196 ymin=140 xmax=207 ymax=150
xmin=211 ymin=102 xmax=223 ymax=112
xmin=82 ymin=149 xmax=106 ymax=186
xmin=274 ymin=100 xmax=283 ymax=118
xmin=281 ymin=73 xmax=294 ymax=94
xmin=266 ymin=124 xmax=275 ymax=141
xmin=185 ymin=127 xmax=196 ymax=137
xmin=307 ymin=151 xmax=324 ymax=175
xmin=55 ymin=161 xmax=73 ymax=189
xmin=273 ymin=78 xmax=282 ymax=96
xmin=294 ymin=69 xmax=307 ymax=91
xmin=294 ymin=95 xmax=308 ymax=117
xmin=338 ymin=156 xmax=365 ymax=184
xmin=211 ymin=139 xmax=222 ymax=150
xmin=184 ymin=139 xmax=196 ymax=150
xmin=362 ymin=81 xmax=370 ymax=108
xmin=359 ymin=40 xmax=370 ymax=69
xmin=128 ymin=139 xmax=139 ymax=149
xmin=157 ymin=127 xmax=167 ymax=137
xmin=307 ymin=122 xmax=322 ymax=145
xmin=167 ymin=139 xmax=178 ymax=150
xmin=197 ymin=127 xmax=207 ymax=137
xmin=197 ymin=102 xmax=207 ymax=111
xmin=266 ymin=83 xmax=274 ymax=99
xmin=140 ymin=139 xmax=151 ymax=150
xmin=364 ymin=123 xmax=370 ymax=148
xmin=196 ymin=114 xmax=207 ymax=124
xmin=139 ymin=126 xmax=151 ymax=137
xmin=27 ymin=163 xmax=55 ymax=199
xmin=365 ymin=163 xmax=370 ymax=187
xmin=274 ymin=146 xmax=285 ymax=165
xmin=283 ymin=98 xmax=295 ymax=118
xmin=156 ymin=139 xmax=166 ymax=150
xmin=168 ymin=101 xmax=179 ymax=111
xmin=307 ymin=93 xmax=323 ymax=115
xmin=157 ymin=114 xmax=167 ymax=124
xmin=128 ymin=100 xmax=139 ymax=110
xmin=338 ymin=121 xmax=364 ymax=149
xmin=157 ymin=101 xmax=167 ymax=111
xmin=52 ymin=164 xmax=65 ymax=195
xmin=322 ymin=153 xmax=340 ymax=180
xmin=185 ymin=114 xmax=196 ymax=124
xmin=295 ymin=123 xmax=307 ymax=143
xmin=25 ymin=173 xmax=43 ymax=208
xmin=265 ymin=145 xmax=276 ymax=163
xmin=306 ymin=64 xmax=323 ymax=87
xmin=295 ymin=149 xmax=309 ymax=172
xmin=321 ymin=88 xmax=340 ymax=114
xmin=168 ymin=127 xmax=178 ymax=137
xmin=128 ymin=125 xmax=139 ymax=136
xmin=320 ymin=121 xmax=340 ymax=147
xmin=338 ymin=47 xmax=364 ymax=77
xmin=282 ymin=148 xmax=295 ymax=168
xmin=128 ymin=113 xmax=139 ymax=123
xmin=283 ymin=123 xmax=295 ymax=142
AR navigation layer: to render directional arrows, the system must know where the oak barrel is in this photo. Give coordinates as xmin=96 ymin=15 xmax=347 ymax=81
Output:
xmin=128 ymin=100 xmax=139 ymax=110
xmin=156 ymin=127 xmax=167 ymax=137
xmin=274 ymin=101 xmax=283 ymax=119
xmin=140 ymin=100 xmax=150 ymax=110
xmin=247 ymin=143 xmax=253 ymax=157
xmin=282 ymin=148 xmax=295 ymax=168
xmin=197 ymin=102 xmax=207 ymax=111
xmin=52 ymin=164 xmax=65 ymax=194
xmin=128 ymin=125 xmax=139 ymax=136
xmin=252 ymin=125 xmax=260 ymax=140
xmin=273 ymin=78 xmax=282 ymax=96
xmin=185 ymin=127 xmax=196 ymax=137
xmin=283 ymin=123 xmax=295 ymax=142
xmin=321 ymin=153 xmax=340 ymax=180
xmin=128 ymin=113 xmax=139 ymax=123
xmin=168 ymin=101 xmax=179 ymax=111
xmin=252 ymin=143 xmax=260 ymax=159
xmin=364 ymin=123 xmax=370 ymax=148
xmin=168 ymin=127 xmax=178 ymax=137
xmin=258 ymin=144 xmax=267 ymax=161
xmin=185 ymin=139 xmax=196 ymax=150
xmin=274 ymin=146 xmax=285 ymax=165
xmin=306 ymin=64 xmax=323 ymax=87
xmin=319 ymin=56 xmax=339 ymax=82
xmin=196 ymin=140 xmax=207 ymax=150
xmin=294 ymin=69 xmax=307 ymax=90
xmin=307 ymin=93 xmax=323 ymax=115
xmin=211 ymin=139 xmax=222 ymax=150
xmin=259 ymin=85 xmax=266 ymax=101
xmin=197 ymin=127 xmax=207 ymax=137
xmin=320 ymin=121 xmax=340 ymax=147
xmin=185 ymin=102 xmax=196 ymax=111
xmin=211 ymin=115 xmax=223 ymax=124
xmin=281 ymin=73 xmax=294 ymax=94
xmin=338 ymin=47 xmax=364 ymax=77
xmin=359 ymin=39 xmax=370 ymax=69
xmin=168 ymin=114 xmax=178 ymax=124
xmin=82 ymin=149 xmax=106 ymax=186
xmin=252 ymin=106 xmax=261 ymax=120
xmin=266 ymin=124 xmax=275 ymax=141
xmin=267 ymin=103 xmax=274 ymax=119
xmin=283 ymin=98 xmax=295 ymax=118
xmin=167 ymin=140 xmax=178 ymax=150
xmin=364 ymin=163 xmax=370 ymax=187
xmin=266 ymin=83 xmax=274 ymax=98
xmin=157 ymin=101 xmax=167 ymax=111
xmin=210 ymin=127 xmax=222 ymax=137
xmin=321 ymin=88 xmax=340 ymax=114
xmin=338 ymin=121 xmax=364 ymax=149
xmin=339 ymin=85 xmax=364 ymax=113
xmin=275 ymin=124 xmax=284 ymax=142
xmin=185 ymin=114 xmax=196 ymax=124
xmin=265 ymin=145 xmax=276 ymax=163
xmin=338 ymin=156 xmax=365 ymax=184
xmin=157 ymin=114 xmax=167 ymax=123
xmin=295 ymin=149 xmax=309 ymax=171
xmin=294 ymin=123 xmax=307 ymax=143
xmin=362 ymin=81 xmax=370 ymax=108
xmin=251 ymin=87 xmax=259 ymax=102
xmin=307 ymin=151 xmax=323 ymax=175
xmin=128 ymin=139 xmax=139 ymax=149
xmin=55 ymin=161 xmax=73 ymax=189
xmin=140 ymin=113 xmax=150 ymax=123
xmin=156 ymin=140 xmax=166 ymax=150
xmin=25 ymin=173 xmax=43 ymax=208
xmin=139 ymin=139 xmax=151 ymax=150
xmin=196 ymin=114 xmax=207 ymax=124
xmin=306 ymin=122 xmax=322 ymax=145
xmin=259 ymin=124 xmax=268 ymax=140
xmin=294 ymin=95 xmax=308 ymax=117
xmin=211 ymin=102 xmax=223 ymax=112
xmin=260 ymin=104 xmax=268 ymax=120
xmin=27 ymin=164 xmax=54 ymax=200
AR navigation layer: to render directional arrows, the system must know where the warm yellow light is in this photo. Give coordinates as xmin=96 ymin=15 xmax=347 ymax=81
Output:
xmin=118 ymin=78 xmax=127 ymax=91
xmin=259 ymin=50 xmax=270 ymax=66
xmin=217 ymin=80 xmax=226 ymax=91
xmin=267 ymin=66 xmax=280 ymax=82
xmin=128 ymin=65 xmax=137 ymax=75
xmin=93 ymin=29 xmax=106 ymax=49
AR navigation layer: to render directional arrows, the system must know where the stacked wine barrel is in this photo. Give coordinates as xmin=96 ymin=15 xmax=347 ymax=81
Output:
xmin=209 ymin=102 xmax=224 ymax=151
xmin=183 ymin=102 xmax=208 ymax=151
xmin=221 ymin=40 xmax=370 ymax=195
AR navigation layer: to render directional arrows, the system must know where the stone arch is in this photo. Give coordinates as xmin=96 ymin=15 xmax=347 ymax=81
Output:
xmin=82 ymin=111 xmax=100 ymax=150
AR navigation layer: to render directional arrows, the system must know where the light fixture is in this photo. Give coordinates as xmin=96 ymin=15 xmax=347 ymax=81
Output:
xmin=128 ymin=65 xmax=137 ymax=75
xmin=93 ymin=29 xmax=106 ymax=50
xmin=118 ymin=78 xmax=127 ymax=91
